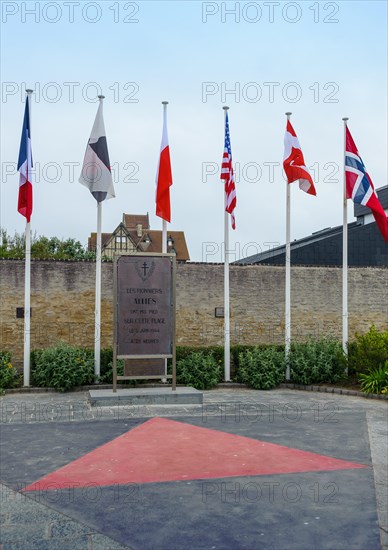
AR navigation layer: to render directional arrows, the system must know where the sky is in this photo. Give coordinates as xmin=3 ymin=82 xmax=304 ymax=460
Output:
xmin=1 ymin=0 xmax=387 ymax=262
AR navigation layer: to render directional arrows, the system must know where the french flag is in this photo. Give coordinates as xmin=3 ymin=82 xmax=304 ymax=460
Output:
xmin=156 ymin=108 xmax=173 ymax=223
xmin=17 ymin=95 xmax=33 ymax=222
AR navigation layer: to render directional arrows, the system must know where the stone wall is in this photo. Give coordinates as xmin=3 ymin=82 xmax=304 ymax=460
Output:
xmin=0 ymin=260 xmax=387 ymax=367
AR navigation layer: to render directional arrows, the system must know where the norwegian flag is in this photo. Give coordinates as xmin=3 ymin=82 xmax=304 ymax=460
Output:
xmin=345 ymin=125 xmax=388 ymax=244
xmin=221 ymin=111 xmax=236 ymax=229
xmin=17 ymin=95 xmax=33 ymax=222
xmin=283 ymin=120 xmax=316 ymax=196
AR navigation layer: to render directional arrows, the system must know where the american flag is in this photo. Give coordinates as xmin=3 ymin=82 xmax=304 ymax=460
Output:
xmin=221 ymin=111 xmax=236 ymax=229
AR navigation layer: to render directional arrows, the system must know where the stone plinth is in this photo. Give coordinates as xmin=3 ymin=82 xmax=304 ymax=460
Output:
xmin=88 ymin=387 xmax=203 ymax=406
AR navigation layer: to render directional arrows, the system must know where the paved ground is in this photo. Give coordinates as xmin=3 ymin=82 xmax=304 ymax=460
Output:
xmin=0 ymin=387 xmax=387 ymax=550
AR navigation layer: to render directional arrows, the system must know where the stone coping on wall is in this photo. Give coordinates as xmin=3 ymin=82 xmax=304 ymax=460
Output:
xmin=1 ymin=258 xmax=387 ymax=269
xmin=2 ymin=383 xmax=387 ymax=400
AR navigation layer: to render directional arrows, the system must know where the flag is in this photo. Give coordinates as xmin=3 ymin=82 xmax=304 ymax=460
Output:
xmin=220 ymin=111 xmax=237 ymax=229
xmin=345 ymin=126 xmax=388 ymax=244
xmin=283 ymin=120 xmax=316 ymax=196
xmin=156 ymin=108 xmax=173 ymax=222
xmin=79 ymin=101 xmax=115 ymax=202
xmin=17 ymin=95 xmax=33 ymax=222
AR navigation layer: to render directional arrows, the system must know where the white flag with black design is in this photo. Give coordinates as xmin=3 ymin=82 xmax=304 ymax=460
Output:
xmin=79 ymin=101 xmax=115 ymax=202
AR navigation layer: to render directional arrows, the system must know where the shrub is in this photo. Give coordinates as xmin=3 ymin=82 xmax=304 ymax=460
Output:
xmin=0 ymin=351 xmax=21 ymax=390
xmin=98 ymin=359 xmax=124 ymax=384
xmin=238 ymin=346 xmax=285 ymax=390
xmin=32 ymin=342 xmax=94 ymax=391
xmin=290 ymin=337 xmax=345 ymax=385
xmin=358 ymin=363 xmax=388 ymax=395
xmin=233 ymin=344 xmax=281 ymax=382
xmin=100 ymin=348 xmax=114 ymax=379
xmin=176 ymin=351 xmax=221 ymax=390
xmin=347 ymin=325 xmax=388 ymax=375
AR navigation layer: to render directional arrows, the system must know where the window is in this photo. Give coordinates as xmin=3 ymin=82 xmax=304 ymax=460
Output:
xmin=115 ymin=235 xmax=127 ymax=249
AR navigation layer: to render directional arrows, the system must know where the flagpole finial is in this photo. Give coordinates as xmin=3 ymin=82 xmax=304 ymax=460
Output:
xmin=162 ymin=101 xmax=169 ymax=105
xmin=222 ymin=106 xmax=229 ymax=111
xmin=342 ymin=117 xmax=349 ymax=121
xmin=285 ymin=112 xmax=292 ymax=119
xmin=25 ymin=89 xmax=34 ymax=94
xmin=98 ymin=95 xmax=105 ymax=100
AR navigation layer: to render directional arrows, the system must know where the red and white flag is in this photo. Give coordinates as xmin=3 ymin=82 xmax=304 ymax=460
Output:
xmin=17 ymin=95 xmax=33 ymax=222
xmin=156 ymin=109 xmax=173 ymax=222
xmin=283 ymin=120 xmax=316 ymax=196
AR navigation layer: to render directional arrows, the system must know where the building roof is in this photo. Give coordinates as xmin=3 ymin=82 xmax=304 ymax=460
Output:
xmin=123 ymin=213 xmax=150 ymax=230
xmin=236 ymin=223 xmax=347 ymax=264
xmin=88 ymin=233 xmax=113 ymax=250
xmin=236 ymin=186 xmax=388 ymax=267
xmin=130 ymin=230 xmax=190 ymax=261
xmin=354 ymin=185 xmax=388 ymax=218
xmin=88 ymin=216 xmax=190 ymax=261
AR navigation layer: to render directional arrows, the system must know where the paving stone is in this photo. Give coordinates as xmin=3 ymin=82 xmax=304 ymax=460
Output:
xmin=48 ymin=520 xmax=94 ymax=538
xmin=0 ymin=523 xmax=49 ymax=543
xmin=89 ymin=533 xmax=131 ymax=549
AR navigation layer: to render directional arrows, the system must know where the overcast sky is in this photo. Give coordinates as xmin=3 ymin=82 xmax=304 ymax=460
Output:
xmin=1 ymin=0 xmax=387 ymax=262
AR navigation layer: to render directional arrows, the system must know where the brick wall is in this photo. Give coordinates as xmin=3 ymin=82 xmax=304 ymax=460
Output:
xmin=1 ymin=260 xmax=387 ymax=367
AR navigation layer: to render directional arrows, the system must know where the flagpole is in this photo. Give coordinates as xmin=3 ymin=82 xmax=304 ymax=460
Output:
xmin=342 ymin=117 xmax=349 ymax=366
xmin=23 ymin=89 xmax=33 ymax=387
xmin=94 ymin=94 xmax=105 ymax=380
xmin=161 ymin=101 xmax=169 ymax=254
xmin=161 ymin=101 xmax=169 ymax=384
xmin=285 ymin=112 xmax=292 ymax=380
xmin=223 ymin=106 xmax=231 ymax=382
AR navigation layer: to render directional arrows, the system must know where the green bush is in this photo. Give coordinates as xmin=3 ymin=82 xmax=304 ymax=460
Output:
xmin=347 ymin=326 xmax=388 ymax=375
xmin=32 ymin=342 xmax=94 ymax=391
xmin=98 ymin=359 xmax=124 ymax=384
xmin=233 ymin=344 xmax=281 ymax=382
xmin=176 ymin=351 xmax=222 ymax=390
xmin=238 ymin=346 xmax=285 ymax=390
xmin=290 ymin=337 xmax=344 ymax=385
xmin=358 ymin=363 xmax=388 ymax=395
xmin=100 ymin=348 xmax=114 ymax=379
xmin=0 ymin=351 xmax=21 ymax=390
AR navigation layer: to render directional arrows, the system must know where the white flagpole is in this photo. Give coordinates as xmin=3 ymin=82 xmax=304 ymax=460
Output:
xmin=285 ymin=112 xmax=292 ymax=380
xmin=223 ymin=106 xmax=231 ymax=382
xmin=162 ymin=101 xmax=169 ymax=254
xmin=94 ymin=94 xmax=105 ymax=379
xmin=342 ymin=117 xmax=349 ymax=365
xmin=23 ymin=89 xmax=33 ymax=387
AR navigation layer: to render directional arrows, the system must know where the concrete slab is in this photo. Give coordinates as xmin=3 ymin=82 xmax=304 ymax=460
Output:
xmin=88 ymin=386 xmax=203 ymax=406
xmin=1 ymin=388 xmax=386 ymax=549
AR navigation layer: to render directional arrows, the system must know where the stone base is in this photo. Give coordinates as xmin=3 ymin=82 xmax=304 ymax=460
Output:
xmin=88 ymin=387 xmax=203 ymax=406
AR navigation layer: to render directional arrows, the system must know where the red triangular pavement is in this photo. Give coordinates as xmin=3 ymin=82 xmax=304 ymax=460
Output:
xmin=23 ymin=418 xmax=366 ymax=491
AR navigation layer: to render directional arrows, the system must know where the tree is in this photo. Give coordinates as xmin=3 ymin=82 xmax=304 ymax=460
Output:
xmin=0 ymin=229 xmax=95 ymax=260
